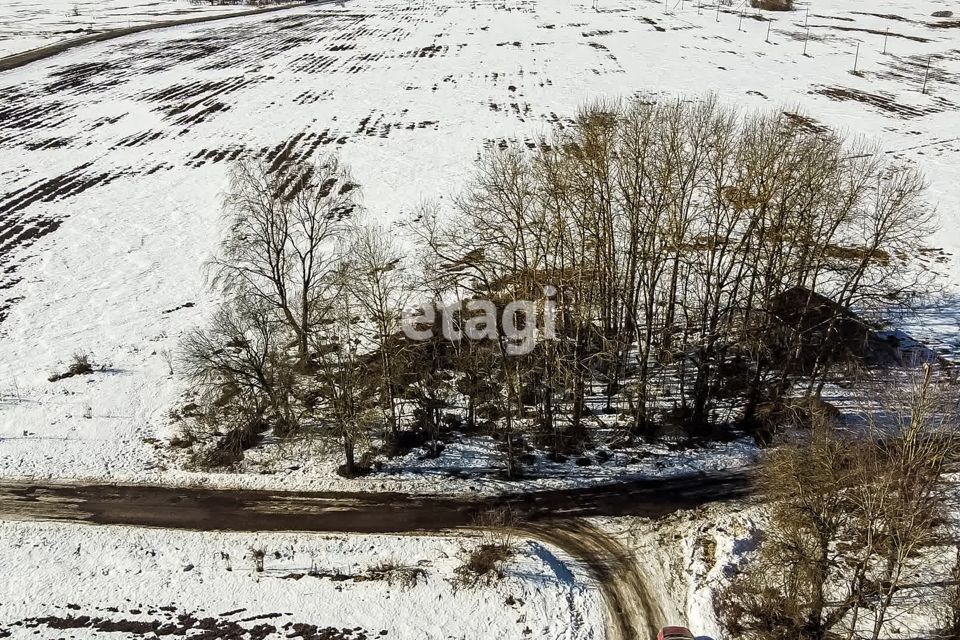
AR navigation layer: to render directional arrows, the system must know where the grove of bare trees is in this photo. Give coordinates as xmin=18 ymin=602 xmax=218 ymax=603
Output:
xmin=176 ymin=94 xmax=941 ymax=479
xmin=411 ymin=96 xmax=938 ymax=464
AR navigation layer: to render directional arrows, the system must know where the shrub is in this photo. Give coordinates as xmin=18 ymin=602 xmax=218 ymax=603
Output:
xmin=367 ymin=561 xmax=425 ymax=589
xmin=48 ymin=352 xmax=95 ymax=382
xmin=249 ymin=547 xmax=266 ymax=572
xmin=750 ymin=0 xmax=793 ymax=9
xmin=452 ymin=543 xmax=514 ymax=588
xmin=452 ymin=507 xmax=518 ymax=588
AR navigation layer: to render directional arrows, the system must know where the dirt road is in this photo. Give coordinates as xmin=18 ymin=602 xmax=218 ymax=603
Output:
xmin=0 ymin=1 xmax=338 ymax=74
xmin=0 ymin=471 xmax=749 ymax=639
xmin=0 ymin=471 xmax=749 ymax=532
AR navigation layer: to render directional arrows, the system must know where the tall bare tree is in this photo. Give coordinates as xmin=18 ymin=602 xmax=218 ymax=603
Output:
xmin=342 ymin=219 xmax=411 ymax=439
xmin=213 ymin=156 xmax=356 ymax=363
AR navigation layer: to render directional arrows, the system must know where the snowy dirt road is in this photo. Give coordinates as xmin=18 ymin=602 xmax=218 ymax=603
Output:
xmin=0 ymin=470 xmax=750 ymax=532
xmin=0 ymin=2 xmax=317 ymax=73
xmin=525 ymin=520 xmax=668 ymax=640
xmin=0 ymin=471 xmax=750 ymax=640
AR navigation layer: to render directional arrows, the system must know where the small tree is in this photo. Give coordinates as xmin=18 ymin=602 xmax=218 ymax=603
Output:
xmin=179 ymin=155 xmax=357 ymax=454
xmin=181 ymin=295 xmax=298 ymax=442
xmin=341 ymin=220 xmax=411 ymax=440
xmin=308 ymin=269 xmax=379 ymax=476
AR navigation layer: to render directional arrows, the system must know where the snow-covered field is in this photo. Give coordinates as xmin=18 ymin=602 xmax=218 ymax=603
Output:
xmin=0 ymin=0 xmax=959 ymax=488
xmin=0 ymin=519 xmax=602 ymax=639
xmin=0 ymin=1 xmax=273 ymax=58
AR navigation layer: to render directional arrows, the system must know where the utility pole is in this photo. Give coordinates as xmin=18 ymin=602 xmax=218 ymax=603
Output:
xmin=853 ymin=42 xmax=860 ymax=73
xmin=765 ymin=19 xmax=771 ymax=43
xmin=922 ymin=55 xmax=932 ymax=94
xmin=883 ymin=27 xmax=889 ymax=54
xmin=803 ymin=26 xmax=810 ymax=55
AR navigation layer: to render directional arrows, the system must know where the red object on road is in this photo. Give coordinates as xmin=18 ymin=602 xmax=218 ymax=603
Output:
xmin=657 ymin=627 xmax=695 ymax=640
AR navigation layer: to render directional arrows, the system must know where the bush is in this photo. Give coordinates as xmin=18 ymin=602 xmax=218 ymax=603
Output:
xmin=750 ymin=0 xmax=793 ymax=11
xmin=335 ymin=461 xmax=371 ymax=478
xmin=452 ymin=543 xmax=513 ymax=588
xmin=452 ymin=508 xmax=518 ymax=588
xmin=367 ymin=561 xmax=425 ymax=589
xmin=750 ymin=0 xmax=793 ymax=9
xmin=48 ymin=352 xmax=95 ymax=382
xmin=249 ymin=547 xmax=266 ymax=572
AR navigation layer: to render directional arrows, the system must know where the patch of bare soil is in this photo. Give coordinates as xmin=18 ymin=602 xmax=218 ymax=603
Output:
xmin=782 ymin=111 xmax=829 ymax=135
xmin=812 ymin=14 xmax=854 ymax=22
xmin=870 ymin=52 xmax=960 ymax=89
xmin=640 ymin=17 xmax=666 ymax=32
xmin=813 ymin=85 xmax=944 ymax=117
xmin=849 ymin=11 xmax=915 ymax=23
xmin=10 ymin=606 xmax=384 ymax=640
xmin=811 ymin=23 xmax=930 ymax=42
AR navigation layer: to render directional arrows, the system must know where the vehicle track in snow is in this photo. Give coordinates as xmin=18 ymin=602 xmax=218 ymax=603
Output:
xmin=522 ymin=519 xmax=666 ymax=640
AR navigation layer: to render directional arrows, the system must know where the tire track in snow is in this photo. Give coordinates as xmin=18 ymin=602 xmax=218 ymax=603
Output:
xmin=522 ymin=519 xmax=666 ymax=640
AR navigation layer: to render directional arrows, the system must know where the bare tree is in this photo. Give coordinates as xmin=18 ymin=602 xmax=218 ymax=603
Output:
xmin=307 ymin=265 xmax=379 ymax=476
xmin=178 ymin=155 xmax=357 ymax=462
xmin=408 ymin=94 xmax=938 ymax=464
xmin=718 ymin=367 xmax=960 ymax=640
xmin=213 ymin=156 xmax=355 ymax=364
xmin=850 ymin=367 xmax=960 ymax=639
xmin=180 ymin=295 xmax=297 ymax=465
xmin=341 ymin=219 xmax=411 ymax=440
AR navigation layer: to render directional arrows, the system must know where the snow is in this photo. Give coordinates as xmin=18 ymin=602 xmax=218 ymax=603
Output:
xmin=0 ymin=518 xmax=603 ymax=639
xmin=0 ymin=1 xmax=271 ymax=58
xmin=150 ymin=431 xmax=757 ymax=494
xmin=0 ymin=0 xmax=959 ymax=488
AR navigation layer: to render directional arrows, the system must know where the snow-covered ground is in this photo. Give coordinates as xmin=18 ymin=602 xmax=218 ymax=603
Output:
xmin=0 ymin=0 xmax=958 ymax=488
xmin=152 ymin=430 xmax=757 ymax=494
xmin=0 ymin=1 xmax=274 ymax=58
xmin=0 ymin=519 xmax=603 ymax=639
